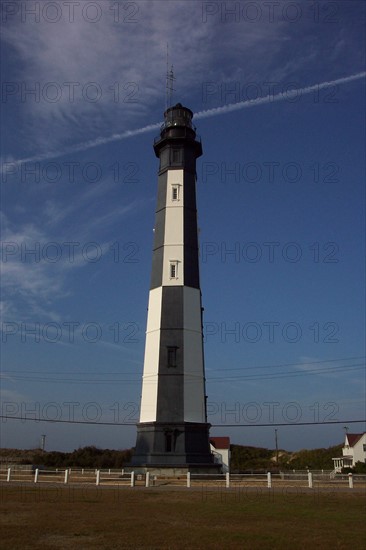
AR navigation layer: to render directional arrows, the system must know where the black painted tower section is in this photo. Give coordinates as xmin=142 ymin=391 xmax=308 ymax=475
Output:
xmin=131 ymin=104 xmax=215 ymax=468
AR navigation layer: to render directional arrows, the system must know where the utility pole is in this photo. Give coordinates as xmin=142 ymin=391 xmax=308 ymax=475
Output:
xmin=41 ymin=434 xmax=46 ymax=451
xmin=275 ymin=429 xmax=279 ymax=463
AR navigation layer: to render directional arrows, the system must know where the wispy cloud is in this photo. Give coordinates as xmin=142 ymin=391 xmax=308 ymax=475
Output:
xmin=2 ymin=0 xmax=362 ymax=164
xmin=0 ymin=0 xmax=299 ymax=154
xmin=0 ymin=191 xmax=141 ymax=319
xmin=1 ymin=217 xmax=70 ymax=319
xmin=1 ymin=2 xmax=209 ymax=150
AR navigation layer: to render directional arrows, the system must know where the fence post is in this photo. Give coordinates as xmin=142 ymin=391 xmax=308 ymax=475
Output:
xmin=308 ymin=472 xmax=313 ymax=489
xmin=348 ymin=473 xmax=353 ymax=489
xmin=187 ymin=472 xmax=191 ymax=488
xmin=225 ymin=472 xmax=230 ymax=488
xmin=267 ymin=472 xmax=272 ymax=488
xmin=34 ymin=468 xmax=39 ymax=483
xmin=145 ymin=471 xmax=150 ymax=488
xmin=7 ymin=468 xmax=11 ymax=482
xmin=96 ymin=470 xmax=100 ymax=486
xmin=130 ymin=471 xmax=135 ymax=487
xmin=64 ymin=469 xmax=69 ymax=484
xmin=82 ymin=468 xmax=84 ymax=475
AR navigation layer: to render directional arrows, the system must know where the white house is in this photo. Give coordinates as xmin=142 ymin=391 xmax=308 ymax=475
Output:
xmin=210 ymin=437 xmax=230 ymax=473
xmin=332 ymin=432 xmax=366 ymax=472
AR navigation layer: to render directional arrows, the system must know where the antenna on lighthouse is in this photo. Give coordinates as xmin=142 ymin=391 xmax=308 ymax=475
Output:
xmin=166 ymin=43 xmax=175 ymax=110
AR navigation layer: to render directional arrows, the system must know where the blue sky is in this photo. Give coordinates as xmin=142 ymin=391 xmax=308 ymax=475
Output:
xmin=0 ymin=0 xmax=365 ymax=452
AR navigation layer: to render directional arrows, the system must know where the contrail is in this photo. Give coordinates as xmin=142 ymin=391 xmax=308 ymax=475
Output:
xmin=3 ymin=72 xmax=365 ymax=170
xmin=195 ymin=71 xmax=366 ymax=119
xmin=1 ymin=122 xmax=162 ymax=171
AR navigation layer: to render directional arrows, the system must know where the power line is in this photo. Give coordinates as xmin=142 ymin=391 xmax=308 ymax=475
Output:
xmin=2 ymin=362 xmax=364 ymax=384
xmin=0 ymin=415 xmax=365 ymax=428
xmin=3 ymin=355 xmax=364 ymax=375
xmin=209 ymin=364 xmax=365 ymax=381
xmin=207 ymin=356 xmax=366 ymax=372
xmin=211 ymin=420 xmax=366 ymax=428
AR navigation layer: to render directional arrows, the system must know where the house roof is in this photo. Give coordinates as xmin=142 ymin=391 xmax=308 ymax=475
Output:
xmin=345 ymin=433 xmax=365 ymax=447
xmin=210 ymin=437 xmax=230 ymax=450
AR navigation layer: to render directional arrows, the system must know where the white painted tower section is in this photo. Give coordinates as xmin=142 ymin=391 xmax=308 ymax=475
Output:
xmin=162 ymin=170 xmax=184 ymax=287
xmin=139 ymin=167 xmax=206 ymax=424
xmin=139 ymin=286 xmax=161 ymax=422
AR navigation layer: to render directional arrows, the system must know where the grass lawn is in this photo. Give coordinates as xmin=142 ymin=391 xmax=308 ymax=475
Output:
xmin=1 ymin=485 xmax=365 ymax=549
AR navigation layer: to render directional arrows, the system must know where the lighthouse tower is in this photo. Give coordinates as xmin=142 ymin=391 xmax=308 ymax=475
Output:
xmin=132 ymin=103 xmax=215 ymax=470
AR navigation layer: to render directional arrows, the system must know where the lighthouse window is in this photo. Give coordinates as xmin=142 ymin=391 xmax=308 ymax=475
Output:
xmin=170 ymin=261 xmax=178 ymax=279
xmin=167 ymin=346 xmax=177 ymax=368
xmin=172 ymin=149 xmax=181 ymax=164
xmin=171 ymin=185 xmax=179 ymax=201
xmin=165 ymin=432 xmax=173 ymax=452
xmin=160 ymin=149 xmax=169 ymax=168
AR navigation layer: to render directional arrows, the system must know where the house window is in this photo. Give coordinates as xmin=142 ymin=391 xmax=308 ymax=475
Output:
xmin=363 ymin=444 xmax=366 ymax=452
xmin=170 ymin=261 xmax=178 ymax=279
xmin=167 ymin=346 xmax=178 ymax=368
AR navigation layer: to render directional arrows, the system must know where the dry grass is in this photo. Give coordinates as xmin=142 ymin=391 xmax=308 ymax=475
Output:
xmin=1 ymin=484 xmax=365 ymax=549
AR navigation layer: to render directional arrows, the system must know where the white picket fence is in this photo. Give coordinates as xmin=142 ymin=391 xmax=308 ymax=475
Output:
xmin=0 ymin=467 xmax=132 ymax=487
xmin=1 ymin=467 xmax=365 ymax=489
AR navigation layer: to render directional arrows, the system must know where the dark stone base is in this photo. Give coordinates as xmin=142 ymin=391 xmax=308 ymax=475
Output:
xmin=125 ymin=464 xmax=222 ymax=476
xmin=131 ymin=421 xmax=217 ymax=469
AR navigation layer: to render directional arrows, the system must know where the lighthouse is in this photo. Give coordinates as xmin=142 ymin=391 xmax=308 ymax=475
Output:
xmin=131 ymin=103 xmax=216 ymax=470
